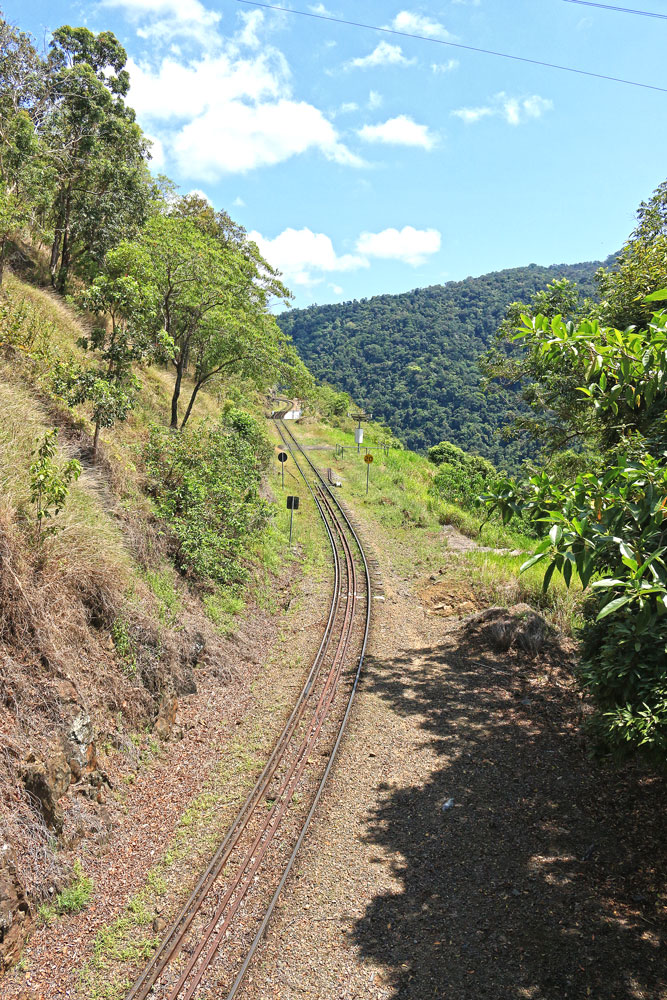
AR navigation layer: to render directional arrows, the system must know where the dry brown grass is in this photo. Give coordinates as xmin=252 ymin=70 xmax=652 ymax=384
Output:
xmin=0 ymin=274 xmax=235 ymax=922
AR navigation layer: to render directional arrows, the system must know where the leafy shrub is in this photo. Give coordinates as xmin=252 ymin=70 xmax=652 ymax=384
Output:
xmin=484 ymin=302 xmax=667 ymax=757
xmin=145 ymin=412 xmax=272 ymax=585
xmin=428 ymin=440 xmax=497 ymax=511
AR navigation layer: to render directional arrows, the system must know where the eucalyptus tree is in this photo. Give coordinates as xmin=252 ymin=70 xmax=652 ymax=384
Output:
xmin=53 ymin=243 xmax=165 ymax=459
xmin=43 ymin=26 xmax=151 ymax=291
xmin=0 ymin=15 xmax=46 ymax=283
xmin=132 ymin=207 xmax=310 ymax=429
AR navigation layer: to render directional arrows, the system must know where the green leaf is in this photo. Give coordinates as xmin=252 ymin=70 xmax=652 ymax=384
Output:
xmin=643 ymin=288 xmax=667 ymax=302
xmin=549 ymin=524 xmax=563 ymax=545
xmin=542 ymin=560 xmax=556 ymax=593
xmin=520 ymin=552 xmax=547 ymax=573
xmin=596 ymin=595 xmax=631 ymax=621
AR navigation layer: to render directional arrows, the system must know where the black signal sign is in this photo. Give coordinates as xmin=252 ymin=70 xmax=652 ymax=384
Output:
xmin=286 ymin=496 xmax=300 ymax=510
xmin=277 ymin=451 xmax=288 ymax=463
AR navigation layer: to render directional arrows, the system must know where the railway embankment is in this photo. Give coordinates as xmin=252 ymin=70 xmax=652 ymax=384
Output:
xmin=1 ymin=273 xmax=664 ymax=999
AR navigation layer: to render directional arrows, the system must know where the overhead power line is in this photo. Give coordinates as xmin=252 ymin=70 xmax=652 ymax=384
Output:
xmin=560 ymin=0 xmax=667 ymax=20
xmin=235 ymin=0 xmax=667 ymax=94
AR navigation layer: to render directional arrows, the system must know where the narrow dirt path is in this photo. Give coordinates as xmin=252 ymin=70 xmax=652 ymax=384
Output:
xmin=239 ymin=524 xmax=666 ymax=1000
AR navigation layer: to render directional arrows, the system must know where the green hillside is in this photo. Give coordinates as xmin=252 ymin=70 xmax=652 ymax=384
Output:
xmin=279 ymin=259 xmax=608 ymax=469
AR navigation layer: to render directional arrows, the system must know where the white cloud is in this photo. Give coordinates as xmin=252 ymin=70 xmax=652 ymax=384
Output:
xmin=339 ymin=101 xmax=359 ymax=114
xmin=358 ymin=115 xmax=436 ymax=150
xmin=232 ymin=196 xmax=245 ymax=207
xmin=432 ymin=59 xmax=459 ymax=74
xmin=390 ymin=11 xmax=455 ymax=40
xmin=309 ymin=3 xmax=332 ymax=13
xmin=237 ymin=10 xmax=264 ymax=48
xmin=172 ymin=99 xmax=364 ymax=178
xmin=452 ymin=106 xmax=494 ymax=124
xmin=187 ymin=187 xmax=212 ymax=202
xmin=101 ymin=0 xmax=221 ymax=47
xmin=452 ymin=92 xmax=553 ymax=126
xmin=126 ymin=17 xmax=364 ymax=178
xmin=356 ymin=226 xmax=441 ymax=266
xmin=368 ymin=90 xmax=383 ymax=109
xmin=248 ymin=228 xmax=369 ymax=286
xmin=349 ymin=41 xmax=416 ymax=69
xmin=330 ymin=284 xmax=344 ymax=295
xmin=146 ymin=133 xmax=165 ymax=168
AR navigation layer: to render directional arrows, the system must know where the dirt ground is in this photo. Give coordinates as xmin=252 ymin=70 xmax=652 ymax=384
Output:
xmin=6 ymin=487 xmax=666 ymax=999
xmin=239 ymin=526 xmax=666 ymax=1000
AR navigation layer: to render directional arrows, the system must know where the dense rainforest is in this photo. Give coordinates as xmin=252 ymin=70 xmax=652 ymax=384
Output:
xmin=279 ymin=259 xmax=611 ymax=468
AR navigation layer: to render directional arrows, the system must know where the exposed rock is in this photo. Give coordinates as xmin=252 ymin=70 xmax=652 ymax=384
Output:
xmin=19 ymin=749 xmax=70 ymax=832
xmin=54 ymin=679 xmax=78 ymax=704
xmin=154 ymin=694 xmax=178 ymax=740
xmin=0 ymin=854 xmax=31 ymax=971
xmin=464 ymin=605 xmax=551 ymax=657
xmin=67 ymin=710 xmax=97 ymax=772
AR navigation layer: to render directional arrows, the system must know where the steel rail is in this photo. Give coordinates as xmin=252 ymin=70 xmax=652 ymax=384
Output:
xmin=126 ymin=474 xmax=342 ymax=1000
xmin=222 ymin=420 xmax=373 ymax=1000
xmin=166 ymin=500 xmax=357 ymax=999
xmin=127 ymin=417 xmax=371 ymax=1000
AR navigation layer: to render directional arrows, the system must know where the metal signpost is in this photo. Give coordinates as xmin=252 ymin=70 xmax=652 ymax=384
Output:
xmin=364 ymin=452 xmax=373 ymax=494
xmin=286 ymin=495 xmax=299 ymax=543
xmin=277 ymin=450 xmax=288 ymax=488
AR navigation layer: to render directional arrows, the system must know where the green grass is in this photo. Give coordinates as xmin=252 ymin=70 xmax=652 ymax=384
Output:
xmin=292 ymin=415 xmax=585 ymax=632
xmin=143 ymin=568 xmax=182 ymax=626
xmin=38 ymin=860 xmax=93 ymax=924
xmin=203 ymin=586 xmax=245 ymax=635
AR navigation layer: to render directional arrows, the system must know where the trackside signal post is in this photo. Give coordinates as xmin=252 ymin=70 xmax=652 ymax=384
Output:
xmin=277 ymin=450 xmax=288 ymax=487
xmin=287 ymin=495 xmax=299 ymax=544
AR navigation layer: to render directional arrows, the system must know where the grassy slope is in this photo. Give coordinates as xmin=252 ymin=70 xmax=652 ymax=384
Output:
xmin=0 ymin=273 xmax=294 ymax=925
xmin=292 ymin=413 xmax=585 ymax=634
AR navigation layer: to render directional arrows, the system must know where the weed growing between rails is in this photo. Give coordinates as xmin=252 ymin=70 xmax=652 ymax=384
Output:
xmin=294 ymin=417 xmax=585 ymax=633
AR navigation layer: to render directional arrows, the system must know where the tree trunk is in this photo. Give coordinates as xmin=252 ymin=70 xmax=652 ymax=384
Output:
xmin=0 ymin=236 xmax=6 ymax=288
xmin=171 ymin=361 xmax=183 ymax=429
xmin=55 ymin=185 xmax=72 ymax=293
xmin=92 ymin=419 xmax=101 ymax=461
xmin=49 ymin=226 xmax=62 ymax=286
xmin=180 ymin=382 xmax=202 ymax=430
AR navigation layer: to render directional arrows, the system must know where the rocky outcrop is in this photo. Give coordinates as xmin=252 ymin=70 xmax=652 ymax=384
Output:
xmin=464 ymin=604 xmax=552 ymax=657
xmin=0 ymin=854 xmax=31 ymax=971
xmin=19 ymin=749 xmax=70 ymax=833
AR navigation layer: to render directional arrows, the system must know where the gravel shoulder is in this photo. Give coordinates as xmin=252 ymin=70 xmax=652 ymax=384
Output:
xmin=239 ymin=472 xmax=667 ymax=1000
xmin=7 ymin=440 xmax=666 ymax=1000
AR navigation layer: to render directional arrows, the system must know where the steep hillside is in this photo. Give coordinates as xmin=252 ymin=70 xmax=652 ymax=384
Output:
xmin=279 ymin=259 xmax=607 ymax=468
xmin=0 ymin=273 xmax=302 ymax=971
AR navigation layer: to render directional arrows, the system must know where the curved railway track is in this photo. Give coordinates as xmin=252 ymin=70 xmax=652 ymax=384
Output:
xmin=125 ymin=420 xmax=371 ymax=1000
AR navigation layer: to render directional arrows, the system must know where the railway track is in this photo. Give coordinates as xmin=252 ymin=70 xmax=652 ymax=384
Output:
xmin=125 ymin=420 xmax=371 ymax=1000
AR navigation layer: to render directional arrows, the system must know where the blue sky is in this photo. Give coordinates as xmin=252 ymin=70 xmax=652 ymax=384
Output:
xmin=7 ymin=0 xmax=667 ymax=307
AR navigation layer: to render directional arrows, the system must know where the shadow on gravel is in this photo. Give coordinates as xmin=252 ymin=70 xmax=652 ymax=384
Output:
xmin=352 ymin=631 xmax=666 ymax=1000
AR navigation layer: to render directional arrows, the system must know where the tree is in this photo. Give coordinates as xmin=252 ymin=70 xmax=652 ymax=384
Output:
xmin=130 ymin=209 xmax=310 ymax=429
xmin=53 ymin=243 xmax=165 ymax=459
xmin=29 ymin=429 xmax=81 ymax=540
xmin=483 ymin=300 xmax=667 ymax=756
xmin=596 ymin=179 xmax=667 ymax=330
xmin=0 ymin=16 xmax=45 ymax=284
xmin=43 ymin=26 xmax=151 ymax=291
xmin=481 ymin=278 xmax=597 ymax=456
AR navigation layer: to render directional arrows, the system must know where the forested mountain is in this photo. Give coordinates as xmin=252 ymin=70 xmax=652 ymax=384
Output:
xmin=279 ymin=260 xmax=609 ymax=468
